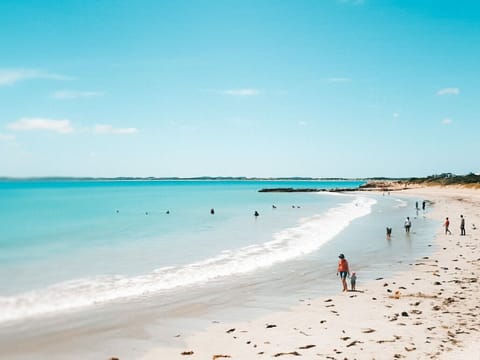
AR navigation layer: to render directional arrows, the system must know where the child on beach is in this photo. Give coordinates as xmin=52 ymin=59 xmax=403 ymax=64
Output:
xmin=337 ymin=253 xmax=350 ymax=292
xmin=350 ymin=272 xmax=357 ymax=291
xmin=386 ymin=227 xmax=392 ymax=239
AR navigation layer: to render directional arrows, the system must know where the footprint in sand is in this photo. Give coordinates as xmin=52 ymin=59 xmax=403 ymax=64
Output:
xmin=298 ymin=345 xmax=316 ymax=349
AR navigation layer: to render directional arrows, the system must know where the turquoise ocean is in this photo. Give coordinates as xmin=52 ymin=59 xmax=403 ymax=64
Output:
xmin=0 ymin=180 xmax=437 ymax=325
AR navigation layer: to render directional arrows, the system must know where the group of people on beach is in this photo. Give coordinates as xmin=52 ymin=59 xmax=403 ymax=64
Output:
xmin=338 ymin=199 xmax=458 ymax=292
xmin=386 ymin=200 xmax=427 ymax=238
xmin=415 ymin=200 xmax=426 ymax=211
xmin=404 ymin=200 xmax=426 ymax=234
xmin=444 ymin=214 xmax=466 ymax=235
xmin=340 ymin=199 xmax=471 ymax=292
xmin=384 ymin=214 xmax=414 ymax=239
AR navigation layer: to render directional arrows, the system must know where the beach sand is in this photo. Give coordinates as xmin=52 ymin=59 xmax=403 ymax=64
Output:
xmin=139 ymin=186 xmax=480 ymax=360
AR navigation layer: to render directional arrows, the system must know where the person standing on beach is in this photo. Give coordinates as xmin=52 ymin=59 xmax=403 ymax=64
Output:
xmin=386 ymin=227 xmax=392 ymax=240
xmin=350 ymin=272 xmax=357 ymax=291
xmin=337 ymin=253 xmax=350 ymax=292
xmin=444 ymin=217 xmax=452 ymax=235
xmin=404 ymin=217 xmax=411 ymax=233
xmin=460 ymin=215 xmax=466 ymax=236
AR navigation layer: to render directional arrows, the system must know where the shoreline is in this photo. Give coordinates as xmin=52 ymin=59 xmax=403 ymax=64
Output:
xmin=139 ymin=186 xmax=480 ymax=360
xmin=0 ymin=185 xmax=478 ymax=359
xmin=0 ymin=193 xmax=372 ymax=325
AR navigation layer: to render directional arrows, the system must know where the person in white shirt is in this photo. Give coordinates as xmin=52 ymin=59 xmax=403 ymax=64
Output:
xmin=404 ymin=217 xmax=411 ymax=233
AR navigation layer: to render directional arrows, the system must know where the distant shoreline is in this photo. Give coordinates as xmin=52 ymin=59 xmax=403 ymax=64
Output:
xmin=2 ymin=177 xmax=478 ymax=190
xmin=0 ymin=177 xmax=370 ymax=181
xmin=258 ymin=180 xmax=406 ymax=193
xmin=258 ymin=187 xmax=361 ymax=193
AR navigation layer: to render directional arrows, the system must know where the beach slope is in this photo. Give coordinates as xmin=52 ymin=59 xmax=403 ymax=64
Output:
xmin=140 ymin=186 xmax=480 ymax=360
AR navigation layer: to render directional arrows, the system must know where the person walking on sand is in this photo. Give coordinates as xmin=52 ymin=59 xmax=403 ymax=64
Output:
xmin=460 ymin=215 xmax=466 ymax=236
xmin=444 ymin=217 xmax=452 ymax=235
xmin=337 ymin=253 xmax=350 ymax=292
xmin=404 ymin=217 xmax=411 ymax=233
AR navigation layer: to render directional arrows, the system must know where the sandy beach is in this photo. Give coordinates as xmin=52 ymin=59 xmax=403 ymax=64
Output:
xmin=2 ymin=1 xmax=478 ymax=358
xmin=139 ymin=186 xmax=480 ymax=360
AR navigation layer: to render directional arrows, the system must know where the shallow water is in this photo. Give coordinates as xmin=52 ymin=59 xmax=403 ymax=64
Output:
xmin=0 ymin=184 xmax=439 ymax=360
xmin=1 ymin=179 xmax=371 ymax=323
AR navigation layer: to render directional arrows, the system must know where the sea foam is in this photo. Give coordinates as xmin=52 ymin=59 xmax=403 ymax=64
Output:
xmin=0 ymin=195 xmax=376 ymax=324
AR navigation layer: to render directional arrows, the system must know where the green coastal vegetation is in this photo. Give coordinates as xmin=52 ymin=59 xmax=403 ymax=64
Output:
xmin=407 ymin=173 xmax=480 ymax=187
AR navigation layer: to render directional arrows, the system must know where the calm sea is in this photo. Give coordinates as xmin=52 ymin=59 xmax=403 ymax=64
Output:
xmin=0 ymin=179 xmax=382 ymax=323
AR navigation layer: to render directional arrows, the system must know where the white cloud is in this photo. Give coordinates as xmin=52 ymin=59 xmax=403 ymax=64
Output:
xmin=393 ymin=112 xmax=400 ymax=118
xmin=0 ymin=68 xmax=73 ymax=86
xmin=437 ymin=87 xmax=460 ymax=96
xmin=7 ymin=118 xmax=138 ymax=136
xmin=52 ymin=90 xmax=104 ymax=99
xmin=441 ymin=118 xmax=453 ymax=125
xmin=327 ymin=77 xmax=352 ymax=83
xmin=93 ymin=124 xmax=139 ymax=134
xmin=8 ymin=118 xmax=74 ymax=134
xmin=0 ymin=133 xmax=15 ymax=141
xmin=223 ymin=89 xmax=261 ymax=96
xmin=298 ymin=121 xmax=308 ymax=126
xmin=201 ymin=88 xmax=262 ymax=96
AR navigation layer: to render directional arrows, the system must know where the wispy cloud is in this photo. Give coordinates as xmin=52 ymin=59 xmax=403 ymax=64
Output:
xmin=52 ymin=90 xmax=105 ymax=100
xmin=441 ymin=118 xmax=453 ymax=125
xmin=201 ymin=88 xmax=261 ymax=96
xmin=223 ymin=88 xmax=261 ymax=96
xmin=0 ymin=68 xmax=73 ymax=86
xmin=437 ymin=87 xmax=460 ymax=96
xmin=392 ymin=112 xmax=400 ymax=118
xmin=327 ymin=77 xmax=352 ymax=83
xmin=0 ymin=133 xmax=15 ymax=141
xmin=7 ymin=117 xmax=138 ymax=136
xmin=93 ymin=124 xmax=139 ymax=134
xmin=8 ymin=118 xmax=74 ymax=134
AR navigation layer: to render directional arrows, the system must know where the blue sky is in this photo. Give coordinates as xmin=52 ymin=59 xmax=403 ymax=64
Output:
xmin=0 ymin=0 xmax=479 ymax=178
